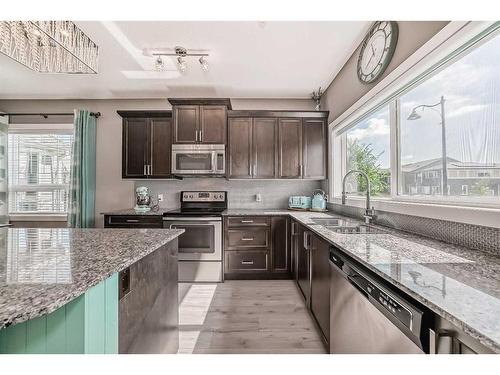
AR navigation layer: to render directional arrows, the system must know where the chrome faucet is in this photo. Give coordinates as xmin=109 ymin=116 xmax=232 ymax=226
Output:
xmin=341 ymin=170 xmax=376 ymax=224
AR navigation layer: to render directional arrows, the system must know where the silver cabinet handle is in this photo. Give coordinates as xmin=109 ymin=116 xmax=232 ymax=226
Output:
xmin=148 ymin=164 xmax=152 ymax=176
xmin=241 ymin=238 xmax=254 ymax=241
xmin=241 ymin=220 xmax=254 ymax=223
xmin=195 ymin=130 xmax=198 ymax=142
xmin=199 ymin=130 xmax=203 ymax=142
xmin=143 ymin=165 xmax=147 ymax=175
xmin=126 ymin=219 xmax=139 ymax=223
xmin=241 ymin=260 xmax=254 ymax=265
xmin=300 ymin=164 xmax=303 ymax=177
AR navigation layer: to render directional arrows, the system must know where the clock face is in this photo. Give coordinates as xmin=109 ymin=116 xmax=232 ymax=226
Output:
xmin=357 ymin=21 xmax=399 ymax=84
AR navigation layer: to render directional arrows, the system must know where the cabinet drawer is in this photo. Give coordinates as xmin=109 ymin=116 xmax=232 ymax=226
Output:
xmin=225 ymin=251 xmax=269 ymax=272
xmin=227 ymin=216 xmax=270 ymax=227
xmin=226 ymin=228 xmax=269 ymax=249
xmin=104 ymin=215 xmax=163 ymax=228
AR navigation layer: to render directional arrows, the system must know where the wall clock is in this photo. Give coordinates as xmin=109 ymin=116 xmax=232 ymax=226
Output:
xmin=357 ymin=21 xmax=399 ymax=84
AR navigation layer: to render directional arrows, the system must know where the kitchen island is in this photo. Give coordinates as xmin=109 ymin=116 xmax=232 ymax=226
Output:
xmin=0 ymin=227 xmax=183 ymax=354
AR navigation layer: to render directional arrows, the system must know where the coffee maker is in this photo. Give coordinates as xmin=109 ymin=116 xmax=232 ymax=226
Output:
xmin=134 ymin=186 xmax=152 ymax=212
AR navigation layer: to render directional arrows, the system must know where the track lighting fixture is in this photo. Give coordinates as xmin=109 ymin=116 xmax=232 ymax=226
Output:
xmin=150 ymin=45 xmax=209 ymax=74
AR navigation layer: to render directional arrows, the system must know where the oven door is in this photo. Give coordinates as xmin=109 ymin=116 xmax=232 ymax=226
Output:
xmin=164 ymin=218 xmax=222 ymax=261
xmin=171 ymin=145 xmax=225 ymax=175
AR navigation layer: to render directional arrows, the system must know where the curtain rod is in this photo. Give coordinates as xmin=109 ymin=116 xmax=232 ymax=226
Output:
xmin=0 ymin=112 xmax=101 ymax=118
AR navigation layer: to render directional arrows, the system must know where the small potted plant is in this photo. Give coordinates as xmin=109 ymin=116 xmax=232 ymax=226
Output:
xmin=311 ymin=87 xmax=323 ymax=111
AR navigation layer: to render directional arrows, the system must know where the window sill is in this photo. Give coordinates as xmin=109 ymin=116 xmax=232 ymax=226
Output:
xmin=9 ymin=214 xmax=68 ymax=222
xmin=330 ymin=196 xmax=500 ymax=229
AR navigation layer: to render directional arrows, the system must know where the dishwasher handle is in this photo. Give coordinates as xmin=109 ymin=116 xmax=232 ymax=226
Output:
xmin=347 ymin=274 xmax=369 ymax=299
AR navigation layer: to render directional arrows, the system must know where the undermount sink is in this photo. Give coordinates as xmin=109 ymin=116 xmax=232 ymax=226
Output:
xmin=311 ymin=217 xmax=386 ymax=234
xmin=326 ymin=224 xmax=386 ymax=234
xmin=310 ymin=217 xmax=350 ymax=226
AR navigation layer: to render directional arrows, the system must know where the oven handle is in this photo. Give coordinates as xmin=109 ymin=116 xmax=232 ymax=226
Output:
xmin=168 ymin=222 xmax=220 ymax=229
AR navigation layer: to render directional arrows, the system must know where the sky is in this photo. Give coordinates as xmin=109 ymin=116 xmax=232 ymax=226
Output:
xmin=347 ymin=30 xmax=500 ymax=169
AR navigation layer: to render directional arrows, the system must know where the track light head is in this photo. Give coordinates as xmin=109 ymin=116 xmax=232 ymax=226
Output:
xmin=199 ymin=56 xmax=209 ymax=72
xmin=177 ymin=56 xmax=187 ymax=73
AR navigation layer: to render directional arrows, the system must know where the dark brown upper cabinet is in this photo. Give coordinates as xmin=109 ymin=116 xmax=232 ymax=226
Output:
xmin=253 ymin=118 xmax=278 ymax=178
xmin=119 ymin=111 xmax=172 ymax=179
xmin=200 ymin=105 xmax=227 ymax=144
xmin=228 ymin=117 xmax=253 ymax=178
xmin=228 ymin=117 xmax=278 ymax=179
xmin=302 ymin=118 xmax=327 ymax=179
xmin=278 ymin=118 xmax=303 ymax=178
xmin=173 ymin=105 xmax=199 ymax=143
xmin=278 ymin=117 xmax=327 ymax=180
xmin=170 ymin=99 xmax=230 ymax=144
xmin=228 ymin=110 xmax=328 ymax=180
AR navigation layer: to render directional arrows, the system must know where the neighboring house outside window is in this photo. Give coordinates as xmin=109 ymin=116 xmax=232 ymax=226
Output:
xmin=8 ymin=124 xmax=73 ymax=216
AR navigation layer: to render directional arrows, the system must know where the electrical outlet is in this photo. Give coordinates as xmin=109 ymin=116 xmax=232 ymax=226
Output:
xmin=158 ymin=194 xmax=164 ymax=202
xmin=255 ymin=193 xmax=262 ymax=202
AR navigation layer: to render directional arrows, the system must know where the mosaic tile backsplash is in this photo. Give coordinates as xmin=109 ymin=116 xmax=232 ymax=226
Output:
xmin=328 ymin=202 xmax=500 ymax=257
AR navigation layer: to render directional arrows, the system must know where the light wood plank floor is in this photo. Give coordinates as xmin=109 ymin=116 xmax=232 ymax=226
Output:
xmin=178 ymin=280 xmax=327 ymax=354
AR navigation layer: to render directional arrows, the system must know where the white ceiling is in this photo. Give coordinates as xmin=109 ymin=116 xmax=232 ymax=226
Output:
xmin=0 ymin=21 xmax=370 ymax=99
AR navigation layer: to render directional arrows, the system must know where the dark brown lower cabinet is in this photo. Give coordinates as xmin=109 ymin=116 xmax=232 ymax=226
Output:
xmin=271 ymin=216 xmax=290 ymax=273
xmin=310 ymin=234 xmax=331 ymax=345
xmin=296 ymin=225 xmax=311 ymax=303
xmin=104 ymin=215 xmax=163 ymax=228
xmin=224 ymin=215 xmax=290 ymax=279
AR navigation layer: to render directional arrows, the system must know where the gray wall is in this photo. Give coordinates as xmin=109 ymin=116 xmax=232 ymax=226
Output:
xmin=139 ymin=179 xmax=321 ymax=210
xmin=0 ymin=98 xmax=315 ymax=227
xmin=321 ymin=21 xmax=449 ymax=123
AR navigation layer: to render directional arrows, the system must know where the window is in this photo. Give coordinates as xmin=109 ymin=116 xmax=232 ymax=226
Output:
xmin=8 ymin=126 xmax=73 ymax=215
xmin=344 ymin=105 xmax=391 ymax=197
xmin=399 ymin=31 xmax=500 ymax=203
xmin=333 ymin=24 xmax=500 ymax=208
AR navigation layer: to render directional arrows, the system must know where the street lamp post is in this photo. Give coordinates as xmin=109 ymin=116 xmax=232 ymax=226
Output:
xmin=407 ymin=96 xmax=448 ymax=195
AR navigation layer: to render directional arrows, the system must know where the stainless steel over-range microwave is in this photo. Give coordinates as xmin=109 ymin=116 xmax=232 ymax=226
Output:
xmin=171 ymin=144 xmax=225 ymax=175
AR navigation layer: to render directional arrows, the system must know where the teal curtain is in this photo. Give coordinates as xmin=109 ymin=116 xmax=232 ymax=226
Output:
xmin=68 ymin=109 xmax=97 ymax=228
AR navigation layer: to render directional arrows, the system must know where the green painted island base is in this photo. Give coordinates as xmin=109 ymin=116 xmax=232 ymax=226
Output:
xmin=0 ymin=274 xmax=118 ymax=354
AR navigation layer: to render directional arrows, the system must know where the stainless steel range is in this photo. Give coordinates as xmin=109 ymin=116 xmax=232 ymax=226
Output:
xmin=163 ymin=191 xmax=227 ymax=282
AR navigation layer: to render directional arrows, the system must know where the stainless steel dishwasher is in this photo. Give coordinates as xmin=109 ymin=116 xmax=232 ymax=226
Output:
xmin=329 ymin=247 xmax=430 ymax=354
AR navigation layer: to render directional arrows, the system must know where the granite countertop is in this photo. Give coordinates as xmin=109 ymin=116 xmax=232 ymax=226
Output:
xmin=0 ymin=227 xmax=184 ymax=329
xmin=224 ymin=208 xmax=500 ymax=353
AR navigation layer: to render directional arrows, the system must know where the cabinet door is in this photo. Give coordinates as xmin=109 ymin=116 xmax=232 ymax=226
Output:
xmin=271 ymin=216 xmax=290 ymax=274
xmin=303 ymin=119 xmax=326 ymax=179
xmin=311 ymin=235 xmax=330 ymax=344
xmin=173 ymin=105 xmax=199 ymax=143
xmin=290 ymin=220 xmax=299 ymax=281
xmin=200 ymin=105 xmax=227 ymax=144
xmin=296 ymin=226 xmax=310 ymax=304
xmin=253 ymin=118 xmax=278 ymax=178
xmin=278 ymin=118 xmax=302 ymax=178
xmin=228 ymin=118 xmax=253 ymax=178
xmin=123 ymin=118 xmax=148 ymax=178
xmin=150 ymin=118 xmax=172 ymax=178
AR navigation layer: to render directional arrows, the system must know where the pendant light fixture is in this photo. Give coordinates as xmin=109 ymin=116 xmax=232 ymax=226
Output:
xmin=0 ymin=21 xmax=99 ymax=74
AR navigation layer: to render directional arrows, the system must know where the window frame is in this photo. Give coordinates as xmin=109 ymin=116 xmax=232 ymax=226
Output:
xmin=8 ymin=123 xmax=73 ymax=221
xmin=329 ymin=21 xmax=500 ymax=228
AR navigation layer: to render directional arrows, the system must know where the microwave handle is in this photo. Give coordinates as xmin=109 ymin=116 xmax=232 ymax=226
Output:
xmin=211 ymin=151 xmax=217 ymax=173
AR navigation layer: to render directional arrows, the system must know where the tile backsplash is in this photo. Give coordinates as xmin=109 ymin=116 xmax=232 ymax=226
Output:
xmin=328 ymin=202 xmax=500 ymax=257
xmin=137 ymin=179 xmax=322 ymax=209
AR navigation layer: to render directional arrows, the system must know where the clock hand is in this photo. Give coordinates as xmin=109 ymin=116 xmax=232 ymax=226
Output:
xmin=365 ymin=53 xmax=374 ymax=70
